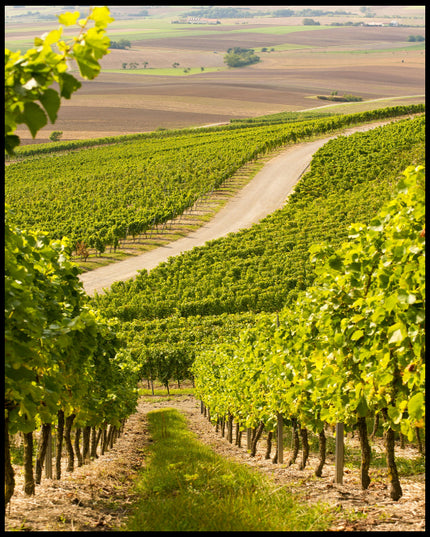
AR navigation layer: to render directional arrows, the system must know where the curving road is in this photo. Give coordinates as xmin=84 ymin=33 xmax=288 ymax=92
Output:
xmin=79 ymin=120 xmax=397 ymax=296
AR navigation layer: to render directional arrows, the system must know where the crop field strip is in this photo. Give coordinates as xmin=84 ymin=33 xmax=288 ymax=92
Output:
xmin=4 ymin=21 xmax=333 ymax=52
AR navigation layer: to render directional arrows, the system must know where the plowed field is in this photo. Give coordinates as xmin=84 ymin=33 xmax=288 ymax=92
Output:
xmin=11 ymin=23 xmax=425 ymax=144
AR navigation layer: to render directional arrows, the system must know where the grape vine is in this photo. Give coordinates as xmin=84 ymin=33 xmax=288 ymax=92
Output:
xmin=192 ymin=165 xmax=425 ymax=500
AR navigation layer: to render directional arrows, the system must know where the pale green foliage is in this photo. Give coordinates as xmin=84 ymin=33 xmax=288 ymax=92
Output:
xmin=4 ymin=6 xmax=141 ymax=442
xmin=303 ymin=165 xmax=425 ymax=438
xmin=4 ymin=6 xmax=113 ymax=154
xmin=5 ymin=206 xmax=140 ymax=433
xmin=193 ymin=165 xmax=425 ymax=440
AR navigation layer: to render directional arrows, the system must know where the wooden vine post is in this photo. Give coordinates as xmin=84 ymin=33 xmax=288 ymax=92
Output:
xmin=277 ymin=412 xmax=284 ymax=464
xmin=335 ymin=422 xmax=344 ymax=484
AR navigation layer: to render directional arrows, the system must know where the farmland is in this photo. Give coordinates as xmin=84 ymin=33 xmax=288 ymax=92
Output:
xmin=4 ymin=5 xmax=426 ymax=533
xmin=5 ymin=5 xmax=424 ymax=144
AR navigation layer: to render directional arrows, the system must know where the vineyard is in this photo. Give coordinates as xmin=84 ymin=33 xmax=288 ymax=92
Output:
xmin=94 ymin=116 xmax=425 ymax=386
xmin=4 ymin=211 xmax=141 ymax=505
xmin=5 ymin=103 xmax=425 ymax=520
xmin=5 ymin=105 xmax=423 ymax=257
xmin=96 ymin=113 xmax=424 ymax=503
xmin=192 ymin=165 xmax=425 ymax=501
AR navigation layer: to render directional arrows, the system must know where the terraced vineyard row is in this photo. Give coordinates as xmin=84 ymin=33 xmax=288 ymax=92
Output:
xmin=96 ymin=115 xmax=425 ymax=321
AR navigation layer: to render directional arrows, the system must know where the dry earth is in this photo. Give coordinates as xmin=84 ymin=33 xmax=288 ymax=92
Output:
xmin=11 ymin=23 xmax=425 ymax=144
xmin=5 ymin=395 xmax=425 ymax=532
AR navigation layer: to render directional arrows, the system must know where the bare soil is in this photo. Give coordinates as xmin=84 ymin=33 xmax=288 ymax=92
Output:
xmin=12 ymin=23 xmax=424 ymax=144
xmin=5 ymin=395 xmax=425 ymax=532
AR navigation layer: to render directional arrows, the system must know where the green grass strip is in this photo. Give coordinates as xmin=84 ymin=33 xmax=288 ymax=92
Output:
xmin=123 ymin=408 xmax=335 ymax=532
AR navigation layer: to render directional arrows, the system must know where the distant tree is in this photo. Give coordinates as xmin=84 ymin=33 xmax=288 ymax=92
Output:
xmin=110 ymin=39 xmax=131 ymax=49
xmin=261 ymin=47 xmax=267 ymax=52
xmin=408 ymin=35 xmax=425 ymax=42
xmin=172 ymin=62 xmax=180 ymax=68
xmin=224 ymin=47 xmax=260 ymax=68
xmin=273 ymin=9 xmax=294 ymax=17
xmin=303 ymin=18 xmax=320 ymax=25
xmin=183 ymin=7 xmax=258 ymax=19
xmin=49 ymin=130 xmax=63 ymax=142
xmin=122 ymin=62 xmax=128 ymax=69
xmin=143 ymin=61 xmax=148 ymax=68
xmin=201 ymin=66 xmax=205 ymax=71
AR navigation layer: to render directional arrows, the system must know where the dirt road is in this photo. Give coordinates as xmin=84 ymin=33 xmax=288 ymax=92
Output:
xmin=78 ymin=120 xmax=399 ymax=296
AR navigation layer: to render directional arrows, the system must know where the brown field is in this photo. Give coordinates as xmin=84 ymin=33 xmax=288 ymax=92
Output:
xmin=9 ymin=17 xmax=425 ymax=145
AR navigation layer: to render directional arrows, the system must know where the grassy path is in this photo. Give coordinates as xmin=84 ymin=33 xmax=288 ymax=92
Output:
xmin=122 ymin=408 xmax=335 ymax=532
xmin=5 ymin=393 xmax=424 ymax=531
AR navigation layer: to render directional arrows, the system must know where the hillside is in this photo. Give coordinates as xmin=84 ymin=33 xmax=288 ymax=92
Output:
xmin=5 ymin=6 xmax=425 ymax=531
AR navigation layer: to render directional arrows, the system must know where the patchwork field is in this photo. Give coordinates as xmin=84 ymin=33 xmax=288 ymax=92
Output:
xmin=6 ymin=5 xmax=425 ymax=144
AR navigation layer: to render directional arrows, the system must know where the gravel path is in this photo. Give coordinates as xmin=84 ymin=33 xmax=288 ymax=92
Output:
xmin=79 ymin=120 xmax=398 ymax=296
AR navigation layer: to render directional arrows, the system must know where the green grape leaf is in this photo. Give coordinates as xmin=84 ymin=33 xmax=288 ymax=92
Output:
xmin=39 ymin=88 xmax=61 ymax=123
xmin=387 ymin=405 xmax=402 ymax=424
xmin=407 ymin=392 xmax=424 ymax=420
xmin=328 ymin=254 xmax=343 ymax=271
xmin=5 ymin=134 xmax=20 ymax=154
xmin=19 ymin=101 xmax=47 ymax=138
xmin=57 ymin=11 xmax=80 ymax=26
xmin=58 ymin=72 xmax=82 ymax=99
xmin=351 ymin=329 xmax=364 ymax=342
xmin=42 ymin=28 xmax=63 ymax=46
xmin=356 ymin=396 xmax=369 ymax=417
xmin=388 ymin=327 xmax=404 ymax=345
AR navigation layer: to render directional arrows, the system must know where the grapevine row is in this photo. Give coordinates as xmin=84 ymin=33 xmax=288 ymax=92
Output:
xmin=4 ymin=211 xmax=140 ymax=505
xmin=97 ymin=115 xmax=424 ymax=409
xmin=96 ymin=115 xmax=425 ymax=321
xmin=191 ymin=166 xmax=425 ymax=501
xmin=5 ymin=105 xmax=424 ymax=256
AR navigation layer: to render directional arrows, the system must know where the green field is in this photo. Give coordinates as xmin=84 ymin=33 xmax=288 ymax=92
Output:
xmin=4 ymin=19 xmax=334 ymax=52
